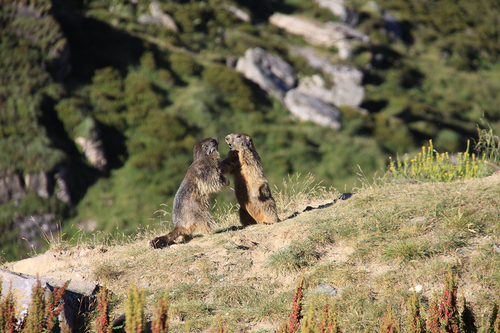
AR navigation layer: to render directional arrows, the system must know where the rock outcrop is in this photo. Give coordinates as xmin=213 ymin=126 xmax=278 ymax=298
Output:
xmin=235 ymin=47 xmax=296 ymax=101
xmin=284 ymin=90 xmax=341 ymax=129
xmin=25 ymin=171 xmax=52 ymax=199
xmin=290 ymin=47 xmax=365 ymax=108
xmin=221 ymin=3 xmax=250 ymax=22
xmin=13 ymin=214 xmax=58 ymax=250
xmin=138 ymin=1 xmax=179 ymax=31
xmin=0 ymin=170 xmax=26 ymax=204
xmin=75 ymin=134 xmax=108 ymax=175
xmin=268 ymin=13 xmax=369 ymax=59
xmin=0 ymin=268 xmax=98 ymax=332
xmin=55 ymin=167 xmax=73 ymax=206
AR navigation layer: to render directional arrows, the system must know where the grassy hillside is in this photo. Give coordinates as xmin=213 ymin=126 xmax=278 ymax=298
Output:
xmin=1 ymin=0 xmax=500 ymax=261
xmin=4 ymin=171 xmax=500 ymax=332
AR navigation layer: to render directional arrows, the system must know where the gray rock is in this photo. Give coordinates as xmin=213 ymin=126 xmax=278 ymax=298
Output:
xmin=55 ymin=167 xmax=72 ymax=205
xmin=407 ymin=217 xmax=427 ymax=226
xmin=315 ymin=0 xmax=347 ymax=21
xmin=221 ymin=3 xmax=250 ymax=22
xmin=13 ymin=214 xmax=58 ymax=250
xmin=25 ymin=171 xmax=52 ymax=198
xmin=75 ymin=125 xmax=108 ymax=175
xmin=268 ymin=13 xmax=369 ymax=59
xmin=236 ymin=47 xmax=296 ymax=102
xmin=0 ymin=269 xmax=98 ymax=331
xmin=313 ymin=283 xmax=338 ymax=296
xmin=138 ymin=14 xmax=162 ymax=26
xmin=289 ymin=47 xmax=365 ymax=108
xmin=0 ymin=170 xmax=26 ymax=204
xmin=284 ymin=90 xmax=341 ymax=129
xmin=149 ymin=1 xmax=178 ymax=32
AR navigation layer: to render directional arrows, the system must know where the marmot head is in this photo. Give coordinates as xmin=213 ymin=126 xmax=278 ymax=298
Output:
xmin=193 ymin=137 xmax=220 ymax=160
xmin=225 ymin=133 xmax=255 ymax=152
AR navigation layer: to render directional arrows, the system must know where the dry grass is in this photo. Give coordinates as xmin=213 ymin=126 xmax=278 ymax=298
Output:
xmin=2 ymin=173 xmax=500 ymax=333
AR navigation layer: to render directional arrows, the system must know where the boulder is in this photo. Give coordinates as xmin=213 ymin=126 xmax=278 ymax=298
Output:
xmin=290 ymin=47 xmax=365 ymax=107
xmin=75 ymin=136 xmax=108 ymax=174
xmin=221 ymin=3 xmax=250 ymax=22
xmin=55 ymin=167 xmax=72 ymax=206
xmin=25 ymin=171 xmax=52 ymax=199
xmin=297 ymin=72 xmax=364 ymax=108
xmin=284 ymin=90 xmax=341 ymax=129
xmin=236 ymin=47 xmax=296 ymax=101
xmin=0 ymin=269 xmax=98 ymax=331
xmin=268 ymin=13 xmax=369 ymax=59
xmin=149 ymin=1 xmax=179 ymax=32
xmin=315 ymin=0 xmax=358 ymax=26
xmin=315 ymin=0 xmax=347 ymax=21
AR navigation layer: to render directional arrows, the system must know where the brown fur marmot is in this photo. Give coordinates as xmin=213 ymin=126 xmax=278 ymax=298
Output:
xmin=150 ymin=137 xmax=229 ymax=249
xmin=220 ymin=133 xmax=279 ymax=226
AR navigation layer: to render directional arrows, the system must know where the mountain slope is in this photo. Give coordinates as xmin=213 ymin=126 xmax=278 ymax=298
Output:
xmin=4 ymin=173 xmax=500 ymax=332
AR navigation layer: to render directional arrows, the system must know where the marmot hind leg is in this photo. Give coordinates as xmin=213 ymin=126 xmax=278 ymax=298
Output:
xmin=150 ymin=225 xmax=191 ymax=249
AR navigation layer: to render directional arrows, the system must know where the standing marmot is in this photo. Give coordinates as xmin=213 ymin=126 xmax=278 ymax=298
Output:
xmin=150 ymin=137 xmax=229 ymax=249
xmin=220 ymin=133 xmax=279 ymax=226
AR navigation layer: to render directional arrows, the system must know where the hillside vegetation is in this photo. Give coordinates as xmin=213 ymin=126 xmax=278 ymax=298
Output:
xmin=1 ymin=0 xmax=500 ymax=261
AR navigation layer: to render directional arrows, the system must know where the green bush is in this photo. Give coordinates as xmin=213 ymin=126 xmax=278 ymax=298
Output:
xmin=201 ymin=64 xmax=255 ymax=111
xmin=169 ymin=53 xmax=200 ymax=76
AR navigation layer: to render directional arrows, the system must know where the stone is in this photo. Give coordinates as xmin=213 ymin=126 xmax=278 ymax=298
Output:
xmin=284 ymin=90 xmax=341 ymax=129
xmin=221 ymin=3 xmax=250 ymax=22
xmin=75 ymin=136 xmax=108 ymax=173
xmin=0 ymin=170 xmax=26 ymax=204
xmin=289 ymin=47 xmax=365 ymax=108
xmin=313 ymin=283 xmax=338 ymax=296
xmin=25 ymin=171 xmax=52 ymax=198
xmin=409 ymin=285 xmax=423 ymax=293
xmin=149 ymin=1 xmax=179 ymax=32
xmin=315 ymin=0 xmax=347 ymax=21
xmin=236 ymin=47 xmax=296 ymax=101
xmin=55 ymin=167 xmax=72 ymax=205
xmin=0 ymin=269 xmax=98 ymax=331
xmin=268 ymin=13 xmax=369 ymax=59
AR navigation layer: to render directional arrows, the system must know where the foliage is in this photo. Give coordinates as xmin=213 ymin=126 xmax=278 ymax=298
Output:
xmin=407 ymin=292 xmax=426 ymax=333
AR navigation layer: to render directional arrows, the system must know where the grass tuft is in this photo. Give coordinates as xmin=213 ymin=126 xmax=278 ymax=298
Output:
xmin=267 ymin=241 xmax=320 ymax=273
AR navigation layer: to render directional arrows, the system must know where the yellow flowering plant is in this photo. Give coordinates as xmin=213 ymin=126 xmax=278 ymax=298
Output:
xmin=388 ymin=140 xmax=486 ymax=182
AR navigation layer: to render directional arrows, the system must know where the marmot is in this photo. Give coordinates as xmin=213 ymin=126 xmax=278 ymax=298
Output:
xmin=220 ymin=133 xmax=279 ymax=226
xmin=150 ymin=137 xmax=229 ymax=249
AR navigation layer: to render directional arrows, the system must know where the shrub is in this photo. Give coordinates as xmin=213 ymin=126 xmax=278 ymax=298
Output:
xmin=169 ymin=53 xmax=200 ymax=76
xmin=201 ymin=64 xmax=255 ymax=111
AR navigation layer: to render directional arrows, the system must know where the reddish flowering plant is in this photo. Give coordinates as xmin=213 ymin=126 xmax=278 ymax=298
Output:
xmin=152 ymin=291 xmax=170 ymax=333
xmin=438 ymin=271 xmax=460 ymax=333
xmin=96 ymin=282 xmax=113 ymax=333
xmin=288 ymin=276 xmax=304 ymax=333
